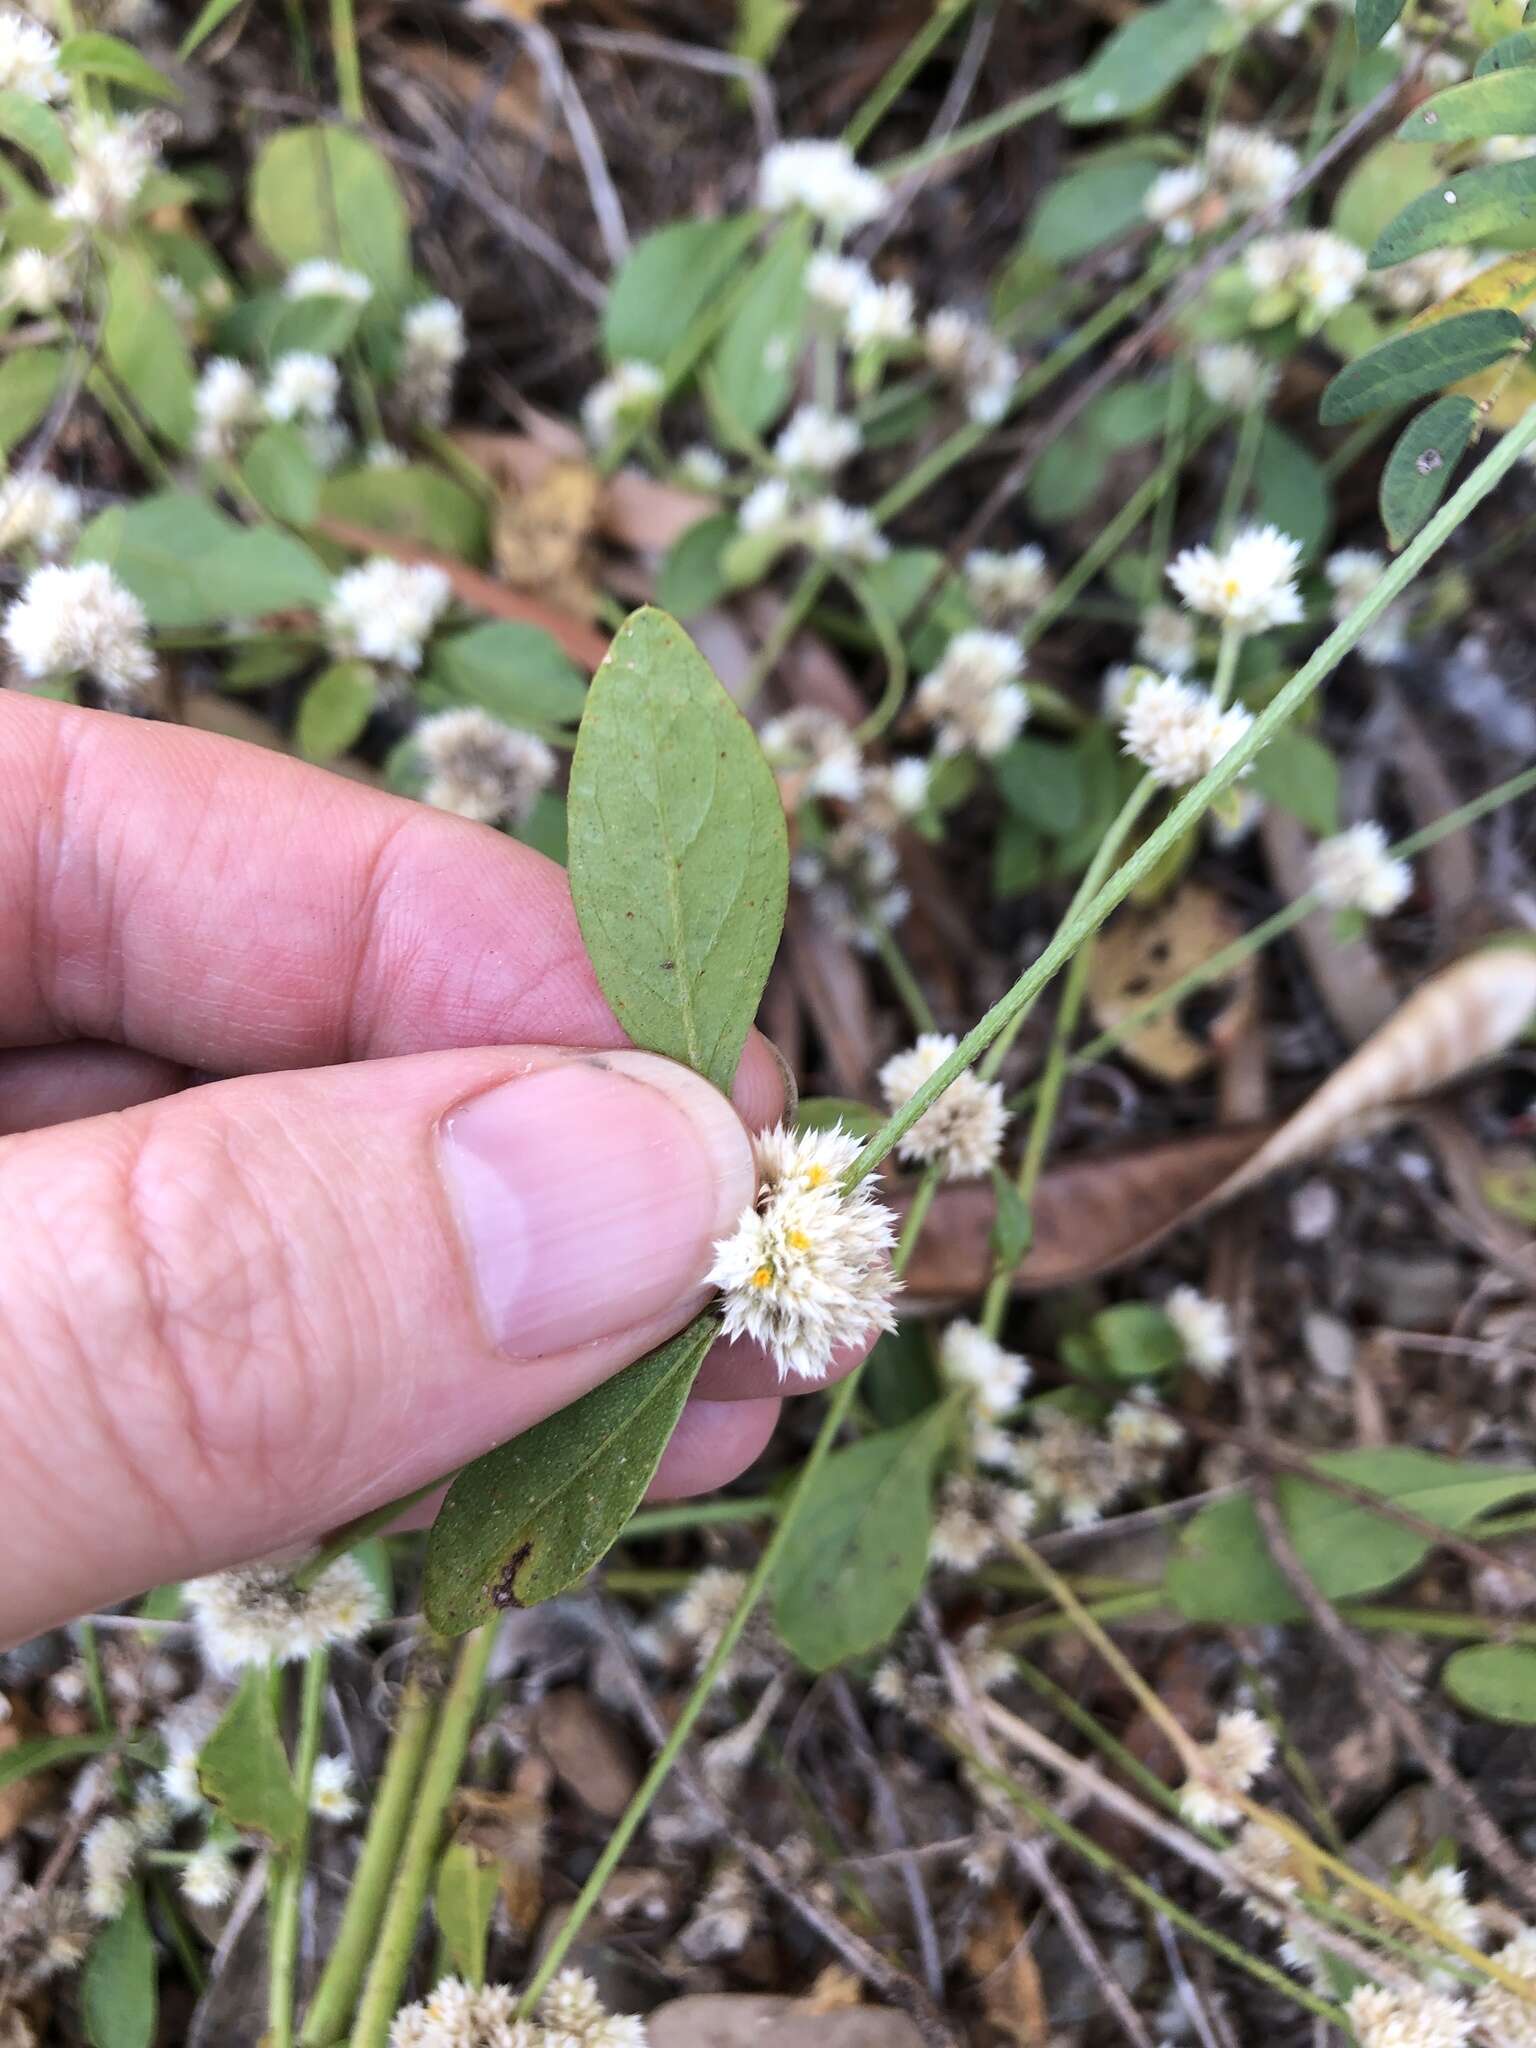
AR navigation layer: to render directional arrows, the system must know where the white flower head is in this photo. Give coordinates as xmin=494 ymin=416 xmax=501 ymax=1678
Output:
xmin=1015 ymin=1410 xmax=1122 ymax=1528
xmin=284 ymin=259 xmax=373 ymax=305
xmin=915 ymin=628 xmax=1027 ymax=759
xmin=55 ymin=111 xmax=160 ymax=229
xmin=1135 ymin=603 xmax=1197 ymax=675
xmin=193 ymin=357 xmax=263 ymax=461
xmin=82 ymin=1817 xmax=138 ymax=1921
xmin=581 ymin=359 xmax=664 ymax=451
xmin=180 ymin=1843 xmax=237 ymax=1910
xmin=738 ymin=475 xmax=796 ymax=539
xmin=310 ymin=1754 xmax=356 ymax=1822
xmin=264 ymin=350 xmax=340 ymax=425
xmin=1108 ymin=1393 xmax=1185 ymax=1488
xmin=759 ymin=705 xmax=864 ymax=805
xmin=878 ymin=1033 xmax=1008 ymax=1181
xmin=1325 ymin=547 xmax=1409 ymax=662
xmin=677 ymin=443 xmax=727 ymax=491
xmin=856 ymin=756 xmax=930 ymax=836
xmin=395 ymin=297 xmax=466 ymax=428
xmin=1119 ymin=673 xmax=1254 ymax=788
xmin=1471 ymin=1927 xmax=1536 ymax=2048
xmin=964 ymin=545 xmax=1052 ymax=623
xmin=5 ymin=243 xmax=72 ymax=312
xmin=846 ymin=276 xmax=914 ymax=348
xmin=1196 ymin=342 xmax=1278 ymax=412
xmin=1243 ymin=229 xmax=1366 ymax=316
xmin=1166 ymin=1285 xmax=1235 ymax=1378
xmin=1391 ymin=1867 xmax=1483 ymax=1962
xmin=415 ymin=706 xmax=555 ymax=825
xmin=1223 ymin=1818 xmax=1302 ymax=1923
xmin=924 ymin=309 xmax=1017 ymax=422
xmin=1179 ymin=1707 xmax=1275 ymax=1827
xmin=775 ymin=404 xmax=861 ymax=475
xmin=1207 ymin=124 xmax=1300 ymax=210
xmin=0 ymin=471 xmax=80 ymax=558
xmin=184 ymin=1554 xmax=381 ymax=1674
xmin=1310 ymin=822 xmax=1412 ymax=918
xmin=0 ymin=9 xmax=64 ymax=98
xmin=758 ymin=138 xmax=888 ymax=234
xmin=930 ymin=1474 xmax=1036 ymax=1570
xmin=802 ymin=496 xmax=888 ymax=564
xmin=1345 ymin=1986 xmax=1474 ymax=2048
xmin=1371 ymin=247 xmax=1486 ymax=315
xmin=793 ymin=822 xmax=908 ymax=947
xmin=1144 ymin=164 xmax=1212 ymax=245
xmin=3 ymin=560 xmax=157 ymax=703
xmin=1168 ymin=523 xmax=1303 ymax=632
xmin=324 ymin=557 xmax=452 ymax=672
xmin=806 ymin=250 xmax=871 ymax=315
xmin=708 ymin=1122 xmax=899 ymax=1382
xmin=389 ymin=1978 xmax=522 ymax=2048
xmin=939 ymin=1320 xmax=1030 ymax=1418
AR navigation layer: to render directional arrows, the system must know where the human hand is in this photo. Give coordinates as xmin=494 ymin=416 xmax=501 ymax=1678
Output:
xmin=0 ymin=695 xmax=847 ymax=1646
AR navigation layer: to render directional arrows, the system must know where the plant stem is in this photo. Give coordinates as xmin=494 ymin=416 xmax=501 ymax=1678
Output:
xmin=850 ymin=572 xmax=910 ymax=744
xmin=1215 ymin=396 xmax=1267 ymax=545
xmin=623 ymin=1494 xmax=782 ymax=1539
xmin=330 ymin=0 xmax=363 ymax=120
xmin=844 ymin=0 xmax=975 ymax=151
xmin=348 ymin=1628 xmax=497 ymax=2048
xmin=843 ymin=398 xmax=1536 ymax=1193
xmin=515 ymin=1164 xmax=946 ymax=2018
xmin=296 ymin=1484 xmax=438 ymax=1589
xmin=870 ymin=918 xmax=936 ymax=1035
xmin=1145 ymin=361 xmax=1195 ymax=603
xmin=269 ymin=1650 xmax=327 ymax=2048
xmin=300 ymin=1669 xmax=440 ymax=2047
xmin=877 ymin=77 xmax=1078 ymax=180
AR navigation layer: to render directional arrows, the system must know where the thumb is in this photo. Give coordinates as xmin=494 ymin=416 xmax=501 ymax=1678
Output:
xmin=0 ymin=1045 xmax=755 ymax=1641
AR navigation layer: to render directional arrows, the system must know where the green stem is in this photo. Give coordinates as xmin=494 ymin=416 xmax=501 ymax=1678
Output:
xmin=1322 ymin=410 xmax=1400 ymax=479
xmin=349 ymin=1627 xmax=498 ymax=2048
xmin=1215 ymin=395 xmax=1267 ymax=545
xmin=623 ymin=1495 xmax=781 ymax=1539
xmin=850 ymin=572 xmax=910 ymax=744
xmin=845 ymin=0 xmax=975 ymax=151
xmin=870 ymin=919 xmax=936 ymax=1035
xmin=1210 ymin=619 xmax=1243 ymax=708
xmin=300 ymin=1670 xmax=440 ymax=2047
xmin=330 ymin=0 xmax=363 ymax=120
xmin=296 ymin=1485 xmax=437 ymax=1589
xmin=843 ymin=399 xmax=1536 ymax=1193
xmin=1145 ymin=361 xmax=1195 ymax=604
xmin=877 ymin=77 xmax=1078 ymax=180
xmin=1011 ymin=1653 xmax=1218 ymax=1835
xmin=269 ymin=1651 xmax=327 ymax=2048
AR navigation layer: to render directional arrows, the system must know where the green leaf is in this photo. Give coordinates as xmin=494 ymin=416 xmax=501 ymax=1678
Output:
xmin=566 ymin=607 xmax=789 ymax=1092
xmin=1084 ymin=377 xmax=1175 ymax=450
xmin=1064 ymin=0 xmax=1222 ymax=124
xmin=77 ymin=493 xmax=332 ymax=627
xmin=1355 ymin=0 xmax=1407 ymax=49
xmin=268 ymin=292 xmax=365 ymax=360
xmin=657 ymin=511 xmax=737 ymax=619
xmin=59 ymin=31 xmax=181 ymax=98
xmin=994 ymin=815 xmax=1046 ymax=897
xmin=1166 ymin=1449 xmax=1536 ymax=1623
xmin=772 ymin=1402 xmax=955 ymax=1670
xmin=242 ymin=423 xmax=322 ymax=525
xmin=296 ymin=660 xmax=375 ymax=761
xmin=250 ymin=125 xmax=409 ymax=299
xmin=1252 ymin=421 xmax=1333 ymax=562
xmin=102 ymin=248 xmax=196 ymax=448
xmin=863 ymin=1322 xmax=941 ymax=1428
xmin=424 ymin=1313 xmax=718 ymax=1631
xmin=0 ymin=88 xmax=70 ymax=180
xmin=1476 ymin=27 xmax=1536 ymax=73
xmin=82 ymin=1885 xmax=156 ymax=2048
xmin=1091 ymin=1303 xmax=1183 ymax=1380
xmin=857 ymin=548 xmax=948 ymax=628
xmin=318 ymin=464 xmax=487 ymax=561
xmin=1441 ymin=1644 xmax=1536 ymax=1723
xmin=733 ymin=0 xmax=798 ymax=66
xmin=434 ymin=1838 xmax=501 ymax=1986
xmin=989 ymin=1171 xmax=1033 ymax=1270
xmin=1027 ymin=431 xmax=1107 ymax=522
xmin=516 ymin=789 xmax=567 ymax=863
xmin=1400 ymin=66 xmax=1536 ymax=141
xmin=428 ymin=622 xmax=587 ymax=730
xmin=709 ymin=222 xmax=810 ymax=435
xmin=994 ymin=738 xmax=1089 ymax=838
xmin=603 ymin=216 xmax=760 ymax=368
xmin=179 ymin=0 xmax=247 ymax=59
xmin=1333 ymin=139 xmax=1439 ymax=252
xmin=1026 ymin=157 xmax=1164 ymax=261
xmin=795 ymin=1095 xmax=882 ymax=1136
xmin=1319 ymin=309 xmax=1525 ymax=422
xmin=1249 ymin=728 xmax=1340 ymax=835
xmin=1380 ymin=395 xmax=1479 ymax=547
xmin=0 ymin=1731 xmax=121 ymax=1793
xmin=0 ymin=345 xmax=63 ymax=459
xmin=197 ymin=1667 xmax=304 ymax=1847
xmin=1371 ymin=157 xmax=1536 ymax=268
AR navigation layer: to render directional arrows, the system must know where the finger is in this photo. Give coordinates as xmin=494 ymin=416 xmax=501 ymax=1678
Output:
xmin=646 ymin=1395 xmax=781 ymax=1501
xmin=1 ymin=696 xmax=784 ymax=1129
xmin=0 ymin=1043 xmax=185 ymax=1135
xmin=0 ymin=1044 xmax=755 ymax=1643
xmin=692 ymin=1330 xmax=874 ymax=1402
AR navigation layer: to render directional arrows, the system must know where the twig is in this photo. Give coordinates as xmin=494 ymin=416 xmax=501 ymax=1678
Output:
xmin=515 ymin=20 xmax=629 ymax=267
xmin=828 ymin=1676 xmax=945 ymax=2003
xmin=863 ymin=0 xmax=998 ymax=256
xmin=1155 ymin=1917 xmax=1224 ymax=2048
xmin=570 ymin=28 xmax=778 ymax=156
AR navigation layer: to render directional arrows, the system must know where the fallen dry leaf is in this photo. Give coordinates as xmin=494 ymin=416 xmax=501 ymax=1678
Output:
xmin=531 ymin=1687 xmax=639 ymax=1819
xmin=450 ymin=1770 xmax=549 ymax=1937
xmin=492 ymin=457 xmax=602 ymax=619
xmin=796 ymin=1968 xmax=864 ymax=2014
xmin=966 ymin=1892 xmax=1048 ymax=2048
xmin=454 ymin=429 xmax=717 ymax=555
xmin=647 ymin=1996 xmax=925 ymax=2048
xmin=1087 ymin=881 xmax=1253 ymax=1082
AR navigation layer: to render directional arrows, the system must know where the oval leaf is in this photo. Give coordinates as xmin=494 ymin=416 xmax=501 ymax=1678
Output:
xmin=0 ymin=346 xmax=63 ymax=459
xmin=1371 ymin=157 xmax=1536 ymax=269
xmin=1356 ymin=0 xmax=1407 ymax=48
xmin=296 ymin=661 xmax=376 ymax=763
xmin=1441 ymin=1644 xmax=1536 ymax=1724
xmin=1400 ymin=66 xmax=1536 ymax=142
xmin=434 ymin=1838 xmax=501 ymax=1986
xmin=319 ymin=464 xmax=487 ymax=560
xmin=603 ymin=216 xmax=759 ymax=368
xmin=567 ymin=606 xmax=788 ymax=1093
xmin=1380 ymin=395 xmax=1478 ymax=547
xmin=197 ymin=1667 xmax=304 ymax=1847
xmin=0 ymin=1730 xmax=122 ymax=1793
xmin=1064 ymin=0 xmax=1221 ymax=123
xmin=428 ymin=621 xmax=587 ymax=730
xmin=0 ymin=88 xmax=70 ymax=179
xmin=1026 ymin=157 xmax=1164 ymax=262
xmin=1474 ymin=28 xmax=1536 ymax=76
xmin=773 ymin=1401 xmax=955 ymax=1671
xmin=59 ymin=31 xmax=181 ymax=99
xmin=83 ymin=1885 xmax=156 ymax=2048
xmin=423 ymin=1313 xmax=718 ymax=1633
xmin=103 ymin=248 xmax=196 ymax=447
xmin=251 ymin=125 xmax=409 ymax=299
xmin=709 ymin=222 xmax=810 ymax=436
xmin=242 ymin=422 xmax=322 ymax=525
xmin=657 ymin=511 xmax=737 ymax=620
xmin=1319 ymin=309 xmax=1524 ymax=423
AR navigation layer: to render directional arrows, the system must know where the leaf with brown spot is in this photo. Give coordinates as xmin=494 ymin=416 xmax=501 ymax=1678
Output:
xmin=1087 ymin=881 xmax=1253 ymax=1083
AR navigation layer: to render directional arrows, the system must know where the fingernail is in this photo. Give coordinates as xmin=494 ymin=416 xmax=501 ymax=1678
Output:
xmin=439 ymin=1053 xmax=755 ymax=1359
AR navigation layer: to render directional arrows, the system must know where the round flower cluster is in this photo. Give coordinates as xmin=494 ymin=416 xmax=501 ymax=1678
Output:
xmin=323 ymin=556 xmax=453 ymax=672
xmin=1325 ymin=547 xmax=1410 ymax=663
xmin=0 ymin=470 xmax=81 ymax=558
xmin=1118 ymin=674 xmax=1255 ymax=789
xmin=877 ymin=1034 xmax=1009 ymax=1182
xmin=963 ymin=544 xmax=1053 ymax=625
xmin=580 ymin=359 xmax=664 ymax=452
xmin=1166 ymin=1285 xmax=1235 ymax=1379
xmin=3 ymin=560 xmax=159 ymax=704
xmin=1243 ymin=228 xmax=1367 ymax=323
xmin=414 ymin=707 xmax=555 ymax=827
xmin=915 ymin=628 xmax=1029 ymax=759
xmin=929 ymin=1473 xmax=1037 ymax=1570
xmin=54 ymin=111 xmax=162 ymax=231
xmin=1168 ymin=524 xmax=1303 ymax=634
xmin=1310 ymin=822 xmax=1412 ymax=918
xmin=390 ymin=1969 xmax=646 ymax=2048
xmin=395 ymin=297 xmax=467 ymax=428
xmin=759 ymin=705 xmax=865 ymax=806
xmin=0 ymin=9 xmax=66 ymax=101
xmin=1179 ymin=1707 xmax=1275 ymax=1827
xmin=285 ymin=258 xmax=373 ymax=305
xmin=757 ymin=138 xmax=888 ymax=234
xmin=1145 ymin=123 xmax=1298 ymax=245
xmin=184 ymin=1554 xmax=382 ymax=1675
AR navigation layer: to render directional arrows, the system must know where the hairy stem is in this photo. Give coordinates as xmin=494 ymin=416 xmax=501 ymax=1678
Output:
xmin=269 ymin=1649 xmax=327 ymax=2048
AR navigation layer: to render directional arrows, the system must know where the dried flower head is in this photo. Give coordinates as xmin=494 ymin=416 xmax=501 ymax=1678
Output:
xmin=55 ymin=111 xmax=161 ymax=228
xmin=396 ymin=297 xmax=466 ymax=427
xmin=964 ymin=545 xmax=1053 ymax=623
xmin=0 ymin=1883 xmax=93 ymax=1994
xmin=855 ymin=757 xmax=930 ymax=836
xmin=284 ymin=259 xmax=373 ymax=304
xmin=1015 ymin=1409 xmax=1122 ymax=1528
xmin=709 ymin=1123 xmax=898 ymax=1381
xmin=4 ymin=242 xmax=72 ymax=311
xmin=1179 ymin=1708 xmax=1274 ymax=1827
xmin=388 ymin=1977 xmax=522 ymax=2048
xmin=415 ymin=707 xmax=555 ymax=826
xmin=1243 ymin=229 xmax=1366 ymax=318
xmin=82 ymin=1816 xmax=138 ymax=1921
xmin=1119 ymin=674 xmax=1254 ymax=788
xmin=1325 ymin=547 xmax=1409 ymax=662
xmin=264 ymin=350 xmax=340 ymax=425
xmin=923 ymin=308 xmax=1017 ymax=422
xmin=1223 ymin=1818 xmax=1303 ymax=1924
xmin=325 ymin=557 xmax=452 ymax=672
xmin=193 ymin=356 xmax=263 ymax=461
xmin=1345 ymin=1985 xmax=1474 ymax=2048
xmin=581 ymin=359 xmax=664 ymax=451
xmin=759 ymin=705 xmax=864 ymax=806
xmin=774 ymin=404 xmax=861 ymax=475
xmin=930 ymin=1474 xmax=1036 ymax=1570
xmin=1196 ymin=342 xmax=1278 ymax=412
xmin=1471 ymin=1926 xmax=1536 ymax=2047
xmin=757 ymin=138 xmax=887 ymax=233
xmin=1107 ymin=1394 xmax=1185 ymax=1490
xmin=184 ymin=1555 xmax=381 ymax=1675
xmin=878 ymin=1034 xmax=1008 ymax=1181
xmin=915 ymin=628 xmax=1028 ymax=758
xmin=1310 ymin=822 xmax=1412 ymax=918
xmin=180 ymin=1843 xmax=238 ymax=1910
xmin=939 ymin=1320 xmax=1030 ymax=1418
xmin=1135 ymin=604 xmax=1198 ymax=675
xmin=1168 ymin=523 xmax=1303 ymax=632
xmin=0 ymin=471 xmax=80 ymax=557
xmin=1207 ymin=124 xmax=1299 ymax=209
xmin=1144 ymin=164 xmax=1213 ymax=245
xmin=792 ymin=823 xmax=909 ymax=949
xmin=3 ymin=560 xmax=158 ymax=704
xmin=0 ymin=10 xmax=65 ymax=99
xmin=1166 ymin=1285 xmax=1235 ymax=1379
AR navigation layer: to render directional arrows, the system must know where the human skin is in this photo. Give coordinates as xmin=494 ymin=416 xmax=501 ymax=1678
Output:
xmin=0 ymin=695 xmax=866 ymax=1645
